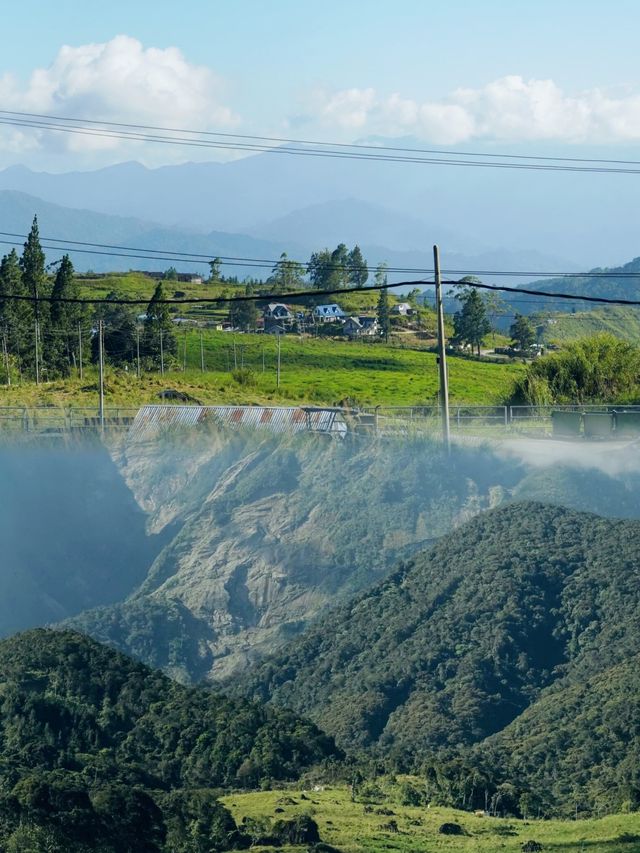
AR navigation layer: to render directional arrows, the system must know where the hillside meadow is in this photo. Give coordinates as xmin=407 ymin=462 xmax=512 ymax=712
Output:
xmin=222 ymin=784 xmax=640 ymax=853
xmin=0 ymin=328 xmax=524 ymax=409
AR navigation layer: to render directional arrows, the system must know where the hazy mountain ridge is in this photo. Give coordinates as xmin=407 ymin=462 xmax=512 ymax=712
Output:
xmin=4 ymin=144 xmax=640 ymax=267
xmin=0 ymin=153 xmax=584 ymax=272
xmin=511 ymin=255 xmax=640 ymax=313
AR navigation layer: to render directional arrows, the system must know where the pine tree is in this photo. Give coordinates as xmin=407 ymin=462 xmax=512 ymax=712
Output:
xmin=229 ymin=284 xmax=259 ymax=330
xmin=509 ymin=313 xmax=536 ymax=351
xmin=208 ymin=258 xmax=222 ymax=283
xmin=20 ymin=216 xmax=49 ymax=378
xmin=348 ymin=245 xmax=368 ymax=288
xmin=330 ymin=243 xmax=350 ymax=288
xmin=0 ymin=250 xmax=29 ymax=368
xmin=49 ymin=255 xmax=85 ymax=376
xmin=142 ymin=282 xmax=176 ymax=366
xmin=92 ymin=293 xmax=138 ymax=367
xmin=307 ymin=249 xmax=334 ymax=290
xmin=375 ymin=263 xmax=390 ymax=342
xmin=453 ymin=288 xmax=492 ymax=356
xmin=269 ymin=253 xmax=305 ymax=292
xmin=20 ymin=216 xmax=47 ymax=325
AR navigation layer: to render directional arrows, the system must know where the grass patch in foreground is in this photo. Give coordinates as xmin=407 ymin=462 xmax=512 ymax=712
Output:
xmin=221 ymin=784 xmax=640 ymax=852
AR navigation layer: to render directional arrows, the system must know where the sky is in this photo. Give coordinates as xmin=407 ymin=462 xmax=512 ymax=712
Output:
xmin=3 ymin=0 xmax=640 ymax=170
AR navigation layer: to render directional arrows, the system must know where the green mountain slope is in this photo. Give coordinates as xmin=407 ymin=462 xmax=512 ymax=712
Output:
xmin=510 ymin=256 xmax=640 ymax=317
xmin=63 ymin=430 xmax=640 ymax=684
xmin=539 ymin=306 xmax=640 ymax=343
xmin=232 ymin=502 xmax=640 ymax=811
xmin=0 ymin=629 xmax=339 ymax=851
xmin=67 ymin=431 xmax=524 ymax=682
xmin=484 ymin=653 xmax=640 ymax=815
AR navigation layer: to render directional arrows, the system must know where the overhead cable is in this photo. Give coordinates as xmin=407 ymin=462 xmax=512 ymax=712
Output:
xmin=1 ymin=110 xmax=640 ymax=174
xmin=2 ymin=278 xmax=640 ymax=307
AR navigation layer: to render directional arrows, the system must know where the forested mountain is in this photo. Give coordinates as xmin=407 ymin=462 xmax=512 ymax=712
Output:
xmin=484 ymin=653 xmax=640 ymax=816
xmin=510 ymin=255 xmax=640 ymax=316
xmin=56 ymin=429 xmax=640 ymax=684
xmin=0 ymin=629 xmax=339 ymax=851
xmin=66 ymin=431 xmax=524 ymax=681
xmin=233 ymin=502 xmax=640 ymax=814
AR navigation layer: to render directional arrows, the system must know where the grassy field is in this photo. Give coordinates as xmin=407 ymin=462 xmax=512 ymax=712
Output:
xmin=542 ymin=306 xmax=640 ymax=344
xmin=0 ymin=272 xmax=523 ymax=409
xmin=0 ymin=331 xmax=524 ymax=409
xmin=221 ymin=784 xmax=640 ymax=853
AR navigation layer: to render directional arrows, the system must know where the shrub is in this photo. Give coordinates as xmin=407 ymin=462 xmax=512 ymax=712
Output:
xmin=232 ymin=367 xmax=257 ymax=387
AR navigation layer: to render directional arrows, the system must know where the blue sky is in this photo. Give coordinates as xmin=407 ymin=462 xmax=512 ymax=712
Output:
xmin=3 ymin=1 xmax=640 ymax=169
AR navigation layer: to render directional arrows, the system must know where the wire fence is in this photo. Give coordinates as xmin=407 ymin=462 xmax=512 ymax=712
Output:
xmin=1 ymin=403 xmax=640 ymax=439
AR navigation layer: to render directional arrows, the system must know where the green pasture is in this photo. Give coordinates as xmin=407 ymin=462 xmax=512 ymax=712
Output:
xmin=222 ymin=784 xmax=640 ymax=853
xmin=0 ymin=330 xmax=523 ymax=409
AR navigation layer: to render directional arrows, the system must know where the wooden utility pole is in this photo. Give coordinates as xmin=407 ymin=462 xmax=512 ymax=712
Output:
xmin=200 ymin=332 xmax=205 ymax=373
xmin=78 ymin=323 xmax=83 ymax=380
xmin=2 ymin=330 xmax=10 ymax=386
xmin=159 ymin=329 xmax=165 ymax=376
xmin=98 ymin=319 xmax=105 ymax=433
xmin=183 ymin=330 xmax=187 ymax=371
xmin=433 ymin=245 xmax=451 ymax=452
xmin=34 ymin=320 xmax=40 ymax=385
xmin=276 ymin=332 xmax=281 ymax=388
xmin=136 ymin=327 xmax=141 ymax=378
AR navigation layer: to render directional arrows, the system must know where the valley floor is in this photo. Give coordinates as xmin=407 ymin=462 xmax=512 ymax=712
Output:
xmin=221 ymin=785 xmax=640 ymax=853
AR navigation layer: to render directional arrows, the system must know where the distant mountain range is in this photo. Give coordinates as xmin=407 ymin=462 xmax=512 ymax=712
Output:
xmin=0 ymin=188 xmax=576 ymax=283
xmin=2 ymin=142 xmax=640 ymax=268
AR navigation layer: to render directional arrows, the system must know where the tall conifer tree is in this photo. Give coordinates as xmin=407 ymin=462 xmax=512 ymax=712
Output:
xmin=49 ymin=255 xmax=84 ymax=375
xmin=142 ymin=282 xmax=176 ymax=365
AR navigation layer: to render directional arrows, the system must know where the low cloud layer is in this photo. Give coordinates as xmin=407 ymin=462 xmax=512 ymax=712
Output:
xmin=0 ymin=36 xmax=238 ymax=163
xmin=312 ymin=76 xmax=640 ymax=145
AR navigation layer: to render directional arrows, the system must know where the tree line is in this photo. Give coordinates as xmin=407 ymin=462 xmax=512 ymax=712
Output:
xmin=0 ymin=217 xmax=177 ymax=380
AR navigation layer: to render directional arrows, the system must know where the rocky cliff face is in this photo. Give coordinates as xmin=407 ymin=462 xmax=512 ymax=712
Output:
xmin=57 ymin=426 xmax=640 ymax=683
xmin=67 ymin=429 xmax=525 ymax=681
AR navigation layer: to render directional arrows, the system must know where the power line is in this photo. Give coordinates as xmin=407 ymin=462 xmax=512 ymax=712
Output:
xmin=2 ymin=277 xmax=640 ymax=307
xmin=2 ymin=110 xmax=640 ymax=174
xmin=1 ymin=230 xmax=640 ymax=280
xmin=5 ymin=109 xmax=640 ymax=166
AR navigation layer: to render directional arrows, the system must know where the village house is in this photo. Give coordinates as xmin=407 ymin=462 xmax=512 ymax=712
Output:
xmin=312 ymin=304 xmax=346 ymax=323
xmin=263 ymin=303 xmax=293 ymax=322
xmin=392 ymin=302 xmax=412 ymax=316
xmin=343 ymin=316 xmax=380 ymax=339
xmin=263 ymin=303 xmax=294 ymax=332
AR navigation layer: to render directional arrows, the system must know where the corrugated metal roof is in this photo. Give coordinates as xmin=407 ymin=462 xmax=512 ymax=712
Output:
xmin=129 ymin=405 xmax=347 ymax=439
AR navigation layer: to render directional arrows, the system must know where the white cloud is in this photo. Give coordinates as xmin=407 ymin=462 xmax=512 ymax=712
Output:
xmin=313 ymin=87 xmax=377 ymax=129
xmin=309 ymin=76 xmax=640 ymax=144
xmin=0 ymin=36 xmax=239 ymax=163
